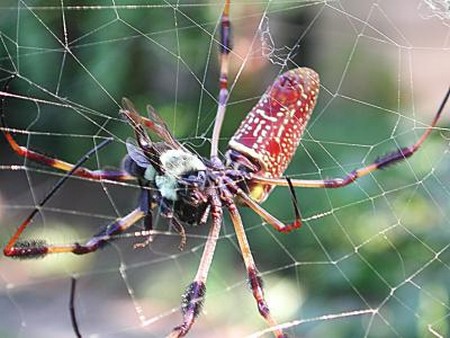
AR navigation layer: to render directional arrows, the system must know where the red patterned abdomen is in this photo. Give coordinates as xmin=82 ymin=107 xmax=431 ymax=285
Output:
xmin=227 ymin=67 xmax=319 ymax=202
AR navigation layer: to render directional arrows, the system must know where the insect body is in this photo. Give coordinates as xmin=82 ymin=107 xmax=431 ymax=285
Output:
xmin=2 ymin=1 xmax=449 ymax=337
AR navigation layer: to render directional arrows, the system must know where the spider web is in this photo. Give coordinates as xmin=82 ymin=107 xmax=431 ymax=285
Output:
xmin=0 ymin=1 xmax=449 ymax=337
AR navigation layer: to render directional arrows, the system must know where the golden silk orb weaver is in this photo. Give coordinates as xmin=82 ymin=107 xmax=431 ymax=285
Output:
xmin=2 ymin=1 xmax=449 ymax=337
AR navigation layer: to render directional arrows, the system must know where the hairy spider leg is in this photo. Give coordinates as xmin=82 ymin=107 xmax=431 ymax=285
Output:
xmin=250 ymin=87 xmax=450 ymax=189
xmin=168 ymin=192 xmax=223 ymax=338
xmin=3 ymin=139 xmax=145 ymax=258
xmin=4 ymin=208 xmax=145 ymax=258
xmin=0 ymin=79 xmax=133 ymax=182
xmin=228 ymin=204 xmax=286 ymax=338
xmin=210 ymin=0 xmax=231 ymax=159
xmin=2 ymin=139 xmax=144 ymax=257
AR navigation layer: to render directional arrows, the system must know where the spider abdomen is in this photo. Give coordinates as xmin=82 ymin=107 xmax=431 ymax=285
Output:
xmin=227 ymin=67 xmax=319 ymax=202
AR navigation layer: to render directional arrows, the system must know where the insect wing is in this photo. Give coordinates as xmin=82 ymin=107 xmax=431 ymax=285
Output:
xmin=146 ymin=104 xmax=185 ymax=150
xmin=126 ymin=138 xmax=152 ymax=168
xmin=121 ymin=97 xmax=186 ymax=151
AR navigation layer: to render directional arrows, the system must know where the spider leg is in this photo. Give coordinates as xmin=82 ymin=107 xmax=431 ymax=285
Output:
xmin=4 ymin=208 xmax=145 ymax=258
xmin=3 ymin=137 xmax=115 ymax=257
xmin=3 ymin=132 xmax=131 ymax=181
xmin=235 ymin=187 xmax=301 ymax=233
xmin=1 ymin=86 xmax=133 ymax=182
xmin=251 ymin=86 xmax=450 ymax=189
xmin=168 ymin=193 xmax=222 ymax=338
xmin=210 ymin=0 xmax=231 ymax=159
xmin=1 ymin=125 xmax=133 ymax=181
xmin=228 ymin=203 xmax=286 ymax=338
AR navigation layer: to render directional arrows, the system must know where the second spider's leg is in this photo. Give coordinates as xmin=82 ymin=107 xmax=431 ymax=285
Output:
xmin=227 ymin=203 xmax=286 ymax=338
xmin=210 ymin=0 xmax=231 ymax=159
xmin=251 ymin=87 xmax=450 ymax=189
xmin=168 ymin=192 xmax=223 ymax=338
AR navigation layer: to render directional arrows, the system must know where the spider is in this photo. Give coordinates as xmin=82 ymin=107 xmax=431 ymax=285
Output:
xmin=2 ymin=1 xmax=449 ymax=337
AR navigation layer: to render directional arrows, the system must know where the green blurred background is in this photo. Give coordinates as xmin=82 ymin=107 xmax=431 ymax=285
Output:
xmin=0 ymin=1 xmax=449 ymax=337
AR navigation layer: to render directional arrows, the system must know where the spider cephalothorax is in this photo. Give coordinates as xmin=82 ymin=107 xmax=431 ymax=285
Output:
xmin=2 ymin=0 xmax=449 ymax=337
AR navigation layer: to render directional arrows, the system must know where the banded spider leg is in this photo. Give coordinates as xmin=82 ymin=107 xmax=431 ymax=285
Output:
xmin=250 ymin=87 xmax=450 ymax=190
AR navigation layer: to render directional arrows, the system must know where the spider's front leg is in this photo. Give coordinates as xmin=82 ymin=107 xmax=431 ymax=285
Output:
xmin=3 ymin=135 xmax=133 ymax=181
xmin=4 ymin=208 xmax=145 ymax=258
xmin=168 ymin=192 xmax=223 ymax=338
xmin=3 ymin=137 xmax=148 ymax=258
xmin=1 ymin=89 xmax=133 ymax=182
xmin=210 ymin=0 xmax=231 ymax=159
